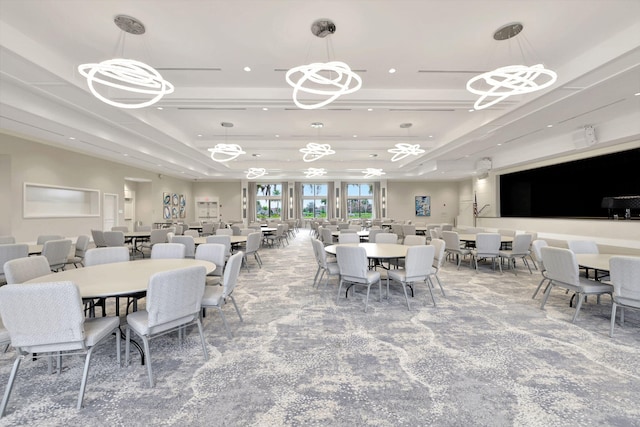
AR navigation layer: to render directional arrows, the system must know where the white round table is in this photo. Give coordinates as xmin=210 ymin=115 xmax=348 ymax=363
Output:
xmin=324 ymin=243 xmax=409 ymax=259
xmin=24 ymin=259 xmax=215 ymax=299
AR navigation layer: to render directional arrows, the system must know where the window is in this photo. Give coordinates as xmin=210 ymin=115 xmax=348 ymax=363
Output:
xmin=346 ymin=184 xmax=373 ymax=219
xmin=302 ymin=184 xmax=327 ymax=218
xmin=256 ymin=184 xmax=282 ymax=219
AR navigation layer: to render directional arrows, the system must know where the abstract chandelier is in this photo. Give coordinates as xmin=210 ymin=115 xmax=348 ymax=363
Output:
xmin=300 ymin=143 xmax=335 ymax=162
xmin=387 ymin=123 xmax=425 ymax=161
xmin=362 ymin=168 xmax=385 ymax=178
xmin=245 ymin=168 xmax=267 ymax=179
xmin=304 ymin=168 xmax=327 ymax=178
xmin=78 ymin=15 xmax=174 ymax=109
xmin=208 ymin=122 xmax=246 ymax=162
xmin=286 ymin=19 xmax=362 ymax=110
xmin=466 ymin=23 xmax=557 ymax=110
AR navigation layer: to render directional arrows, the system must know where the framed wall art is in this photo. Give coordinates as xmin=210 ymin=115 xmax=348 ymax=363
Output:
xmin=415 ymin=195 xmax=431 ymax=217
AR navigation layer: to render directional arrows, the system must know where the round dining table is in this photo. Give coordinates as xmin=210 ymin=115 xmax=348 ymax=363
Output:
xmin=193 ymin=235 xmax=247 ymax=246
xmin=23 ymin=258 xmax=216 ymax=299
xmin=324 ymin=242 xmax=409 ymax=259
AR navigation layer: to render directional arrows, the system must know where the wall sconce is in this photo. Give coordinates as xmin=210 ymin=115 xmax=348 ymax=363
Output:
xmin=242 ymin=188 xmax=247 ymax=219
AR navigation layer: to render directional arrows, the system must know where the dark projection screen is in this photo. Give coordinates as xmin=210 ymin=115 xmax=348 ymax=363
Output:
xmin=500 ymin=147 xmax=640 ymax=218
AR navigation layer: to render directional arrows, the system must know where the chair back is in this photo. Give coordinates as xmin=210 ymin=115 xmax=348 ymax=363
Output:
xmin=441 ymin=224 xmax=453 ymax=231
xmin=222 ymin=252 xmax=243 ymax=298
xmin=0 ymin=282 xmax=85 ymax=352
xmin=201 ymin=223 xmax=215 ymax=236
xmin=151 ymin=243 xmax=186 ymax=259
xmin=340 ymin=228 xmax=356 ymax=234
xmin=3 ymin=256 xmax=51 ymax=284
xmin=42 ymin=239 xmax=72 ymax=270
xmin=465 ymin=227 xmax=485 ymax=234
xmin=111 ymin=226 xmax=129 ymax=232
xmin=498 ymin=229 xmax=516 ymax=237
xmin=230 ymin=225 xmax=242 ymax=236
xmin=531 ymin=239 xmax=548 ymax=270
xmin=146 ymin=266 xmax=206 ymax=330
xmin=0 ymin=236 xmax=15 ymax=244
xmin=368 ymin=229 xmax=383 ymax=243
xmin=609 ymin=256 xmax=640 ymax=306
xmin=245 ymin=232 xmax=261 ymax=253
xmin=206 ymin=235 xmax=231 ymax=256
xmin=474 ymin=233 xmax=501 ymax=255
xmin=348 ymin=224 xmax=361 ymax=231
xmin=170 ymin=236 xmax=196 ymax=258
xmin=338 ymin=223 xmax=349 ymax=230
xmin=403 ymin=235 xmax=426 ymax=246
xmin=431 ymin=239 xmax=446 ymax=269
xmin=567 ymin=240 xmax=599 ymax=254
xmin=321 ymin=228 xmax=334 ymax=244
xmin=441 ymin=231 xmax=461 ymax=251
xmin=336 ymin=246 xmax=368 ymax=282
xmin=525 ymin=231 xmax=538 ymax=242
xmin=136 ymin=224 xmax=152 ymax=232
xmin=402 ymin=225 xmax=416 ymax=236
xmin=216 ymin=228 xmax=233 ymax=236
xmin=375 ymin=233 xmax=398 ymax=244
xmin=540 ymin=246 xmax=579 ymax=286
xmin=195 ymin=243 xmax=226 ymax=277
xmin=312 ymin=238 xmax=329 ymax=269
xmin=166 ymin=232 xmax=175 ymax=242
xmin=84 ymin=247 xmax=130 ymax=266
xmin=339 ymin=233 xmax=359 ymax=244
xmin=429 ymin=229 xmax=439 ymax=240
xmin=91 ymin=229 xmax=106 ymax=248
xmin=149 ymin=229 xmax=169 ymax=245
xmin=175 ymin=224 xmax=184 ymax=235
xmin=511 ymin=233 xmax=533 ymax=255
xmin=74 ymin=235 xmax=91 ymax=258
xmin=391 ymin=224 xmax=404 ymax=237
xmin=0 ymin=244 xmax=29 ymax=279
xmin=240 ymin=228 xmax=254 ymax=236
xmin=184 ymin=229 xmax=199 ymax=238
xmin=103 ymin=231 xmax=125 ymax=247
xmin=404 ymin=245 xmax=434 ymax=281
xmin=36 ymin=235 xmax=64 ymax=245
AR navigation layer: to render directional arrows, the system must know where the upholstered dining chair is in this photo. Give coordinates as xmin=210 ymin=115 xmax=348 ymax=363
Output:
xmin=170 ymin=235 xmax=196 ymax=258
xmin=84 ymin=247 xmax=131 ymax=316
xmin=216 ymin=228 xmax=233 ymax=236
xmin=201 ymin=251 xmax=244 ymax=338
xmin=442 ymin=231 xmax=471 ymax=270
xmin=0 ymin=281 xmax=120 ymax=416
xmin=103 ymin=231 xmax=126 ymax=248
xmin=321 ymin=227 xmax=335 ymax=246
xmin=338 ymin=233 xmax=360 ymax=244
xmin=139 ymin=229 xmax=170 ymax=256
xmin=0 ymin=244 xmax=28 ymax=284
xmin=206 ymin=235 xmax=231 ymax=258
xmin=150 ymin=243 xmax=186 ymax=259
xmin=336 ymin=246 xmax=382 ymax=312
xmin=567 ymin=240 xmax=600 ymax=278
xmin=375 ymin=233 xmax=399 ymax=244
xmin=403 ymin=235 xmax=426 ymax=246
xmin=499 ymin=233 xmax=533 ymax=275
xmin=387 ymin=245 xmax=436 ymax=310
xmin=66 ymin=234 xmax=91 ymax=268
xmin=0 ymin=236 xmax=15 ymax=244
xmin=242 ymin=232 xmax=263 ymax=271
xmin=3 ymin=256 xmax=51 ymax=284
xmin=429 ymin=238 xmax=447 ymax=296
xmin=195 ymin=243 xmax=226 ymax=285
xmin=311 ymin=238 xmax=340 ymax=289
xmin=539 ymin=246 xmax=613 ymax=323
xmin=36 ymin=235 xmax=64 ymax=245
xmin=530 ymin=239 xmax=550 ymax=299
xmin=184 ymin=229 xmax=200 ymax=238
xmin=111 ymin=226 xmax=128 ymax=232
xmin=201 ymin=223 xmax=215 ymax=237
xmin=41 ymin=239 xmax=73 ymax=272
xmin=125 ymin=266 xmax=208 ymax=387
xmin=470 ymin=233 xmax=502 ymax=273
xmin=368 ymin=228 xmax=383 ymax=243
xmin=609 ymin=256 xmax=640 ymax=337
xmin=90 ymin=229 xmax=107 ymax=248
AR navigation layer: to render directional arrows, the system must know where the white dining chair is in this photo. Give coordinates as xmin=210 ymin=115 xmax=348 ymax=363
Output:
xmin=609 ymin=256 xmax=640 ymax=337
xmin=336 ymin=246 xmax=382 ymax=312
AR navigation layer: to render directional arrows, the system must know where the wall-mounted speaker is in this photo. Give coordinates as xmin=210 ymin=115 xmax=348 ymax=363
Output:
xmin=584 ymin=125 xmax=597 ymax=146
xmin=574 ymin=125 xmax=598 ymax=149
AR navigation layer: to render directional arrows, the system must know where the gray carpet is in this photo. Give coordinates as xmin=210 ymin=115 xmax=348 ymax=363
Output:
xmin=0 ymin=229 xmax=639 ymax=427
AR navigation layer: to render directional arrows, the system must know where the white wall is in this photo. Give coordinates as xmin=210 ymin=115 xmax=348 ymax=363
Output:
xmin=1 ymin=133 xmax=195 ymax=242
xmin=192 ymin=181 xmax=242 ymax=223
xmin=386 ymin=181 xmax=460 ymax=224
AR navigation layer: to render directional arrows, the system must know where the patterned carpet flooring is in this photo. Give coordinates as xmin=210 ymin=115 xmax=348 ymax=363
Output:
xmin=0 ymin=229 xmax=639 ymax=426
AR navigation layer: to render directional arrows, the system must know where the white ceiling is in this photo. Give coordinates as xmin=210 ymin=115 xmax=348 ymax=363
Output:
xmin=1 ymin=0 xmax=639 ymax=181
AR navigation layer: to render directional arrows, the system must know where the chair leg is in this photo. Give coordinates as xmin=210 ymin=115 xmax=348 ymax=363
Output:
xmin=0 ymin=355 xmax=23 ymax=417
xmin=364 ymin=285 xmax=370 ymax=312
xmin=141 ymin=336 xmax=153 ymax=387
xmin=610 ymin=303 xmax=618 ymax=337
xmin=401 ymin=281 xmax=411 ymax=311
xmin=196 ymin=318 xmax=209 ymax=361
xmin=571 ymin=293 xmax=584 ymax=323
xmin=336 ymin=279 xmax=345 ymax=304
xmin=532 ymin=277 xmax=550 ymax=299
xmin=77 ymin=347 xmax=95 ymax=409
xmin=540 ymin=283 xmax=554 ymax=309
xmin=228 ymin=295 xmax=243 ymax=322
xmin=217 ymin=307 xmax=232 ymax=338
xmin=425 ymin=278 xmax=437 ymax=307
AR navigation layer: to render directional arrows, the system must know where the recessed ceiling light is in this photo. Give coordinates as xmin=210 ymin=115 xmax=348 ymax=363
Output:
xmin=123 ymin=153 xmax=129 ymax=156
xmin=310 ymin=122 xmax=324 ymax=128
xmin=367 ymin=108 xmax=373 ymax=111
xmin=388 ymin=68 xmax=397 ymax=74
xmin=243 ymin=66 xmax=251 ymax=72
xmin=197 ymin=134 xmax=203 ymax=137
xmin=469 ymin=109 xmax=475 ymax=112
xmin=262 ymin=107 xmax=268 ymax=111
xmin=156 ymin=106 xmax=163 ymax=110
xmin=181 ymin=171 xmax=185 ymax=174
xmin=547 ymin=124 xmax=553 ymax=128
xmin=635 ymin=92 xmax=640 ymax=96
xmin=68 ymin=136 xmax=75 ymax=140
xmin=157 ymin=164 xmax=162 ymax=167
xmin=275 ymin=134 xmax=280 ymax=138
xmin=353 ymin=135 xmax=358 ymax=138
xmin=497 ymin=143 xmax=502 ymax=146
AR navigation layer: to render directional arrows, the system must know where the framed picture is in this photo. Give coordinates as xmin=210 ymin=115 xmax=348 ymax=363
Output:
xmin=415 ymin=195 xmax=431 ymax=217
xmin=163 ymin=192 xmax=170 ymax=206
